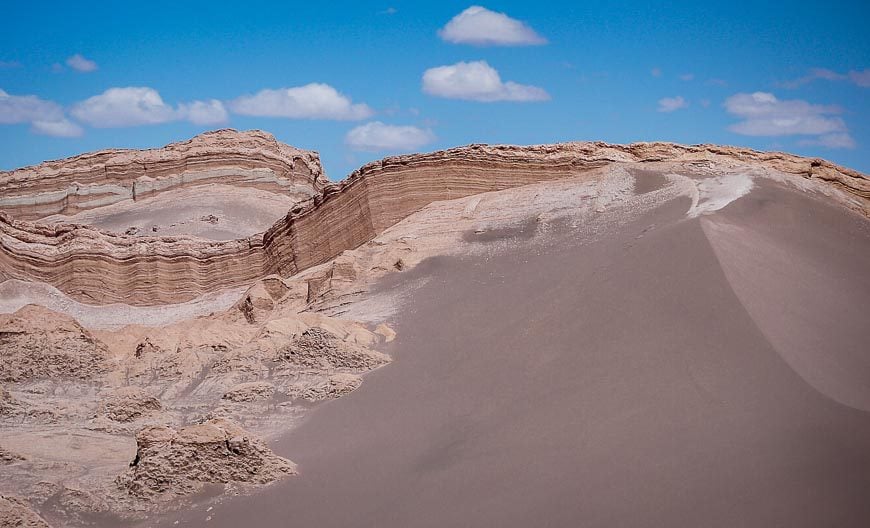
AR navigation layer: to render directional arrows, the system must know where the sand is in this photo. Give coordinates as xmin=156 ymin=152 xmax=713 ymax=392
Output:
xmin=155 ymin=180 xmax=870 ymax=528
xmin=41 ymin=184 xmax=296 ymax=241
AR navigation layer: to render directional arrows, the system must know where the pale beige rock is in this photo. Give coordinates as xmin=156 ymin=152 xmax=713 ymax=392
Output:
xmin=117 ymin=418 xmax=296 ymax=501
xmin=0 ymin=444 xmax=25 ymax=463
xmin=375 ymin=323 xmax=397 ymax=343
xmin=2 ymin=135 xmax=865 ymax=306
xmin=275 ymin=328 xmax=390 ymax=371
xmin=0 ymin=495 xmax=50 ymax=528
xmin=0 ymin=305 xmax=108 ymax=382
xmin=0 ymin=386 xmax=17 ymax=415
xmin=98 ymin=387 xmax=162 ymax=422
xmin=222 ymin=381 xmax=276 ymax=403
xmin=300 ymin=373 xmax=363 ymax=401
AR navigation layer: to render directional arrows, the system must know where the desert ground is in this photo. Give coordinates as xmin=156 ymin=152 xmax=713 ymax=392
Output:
xmin=1 ymin=130 xmax=868 ymax=527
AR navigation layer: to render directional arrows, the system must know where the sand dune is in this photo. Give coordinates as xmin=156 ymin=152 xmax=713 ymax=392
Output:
xmin=160 ymin=181 xmax=870 ymax=528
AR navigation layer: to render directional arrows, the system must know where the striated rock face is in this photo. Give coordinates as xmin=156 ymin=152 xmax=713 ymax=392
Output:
xmin=0 ymin=129 xmax=326 ymax=220
xmin=117 ymin=418 xmax=296 ymax=500
xmin=1 ymin=135 xmax=867 ymax=306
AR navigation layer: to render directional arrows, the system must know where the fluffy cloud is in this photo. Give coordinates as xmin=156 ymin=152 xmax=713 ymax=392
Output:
xmin=0 ymin=90 xmax=64 ymax=124
xmin=229 ymin=84 xmax=373 ymax=120
xmin=438 ymin=6 xmax=546 ymax=46
xmin=725 ymin=92 xmax=846 ymax=136
xmin=0 ymin=89 xmax=81 ymax=137
xmin=71 ymin=87 xmax=176 ymax=127
xmin=345 ymin=121 xmax=435 ymax=152
xmin=798 ymin=133 xmax=856 ymax=149
xmin=66 ymin=54 xmax=98 ymax=73
xmin=422 ymin=61 xmax=549 ymax=102
xmin=71 ymin=87 xmax=229 ymax=127
xmin=657 ymin=96 xmax=688 ymax=112
xmin=31 ymin=118 xmax=83 ymax=137
xmin=177 ymin=99 xmax=229 ymax=125
xmin=725 ymin=92 xmax=854 ymax=148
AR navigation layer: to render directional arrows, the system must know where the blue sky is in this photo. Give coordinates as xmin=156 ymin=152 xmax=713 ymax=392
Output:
xmin=1 ymin=0 xmax=868 ymax=179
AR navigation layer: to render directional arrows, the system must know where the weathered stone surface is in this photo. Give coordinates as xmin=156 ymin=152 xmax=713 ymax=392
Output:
xmin=0 ymin=305 xmax=108 ymax=382
xmin=2 ymin=135 xmax=865 ymax=306
xmin=0 ymin=129 xmax=325 ymax=220
xmin=299 ymin=373 xmax=363 ymax=401
xmin=98 ymin=387 xmax=162 ymax=422
xmin=275 ymin=328 xmax=390 ymax=371
xmin=0 ymin=495 xmax=50 ymax=528
xmin=117 ymin=418 xmax=296 ymax=500
xmin=222 ymin=381 xmax=276 ymax=403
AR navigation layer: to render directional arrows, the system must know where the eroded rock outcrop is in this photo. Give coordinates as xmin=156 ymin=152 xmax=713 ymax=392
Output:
xmin=0 ymin=495 xmax=50 ymax=528
xmin=98 ymin=387 xmax=162 ymax=422
xmin=117 ymin=418 xmax=295 ymax=501
xmin=0 ymin=305 xmax=108 ymax=382
xmin=222 ymin=381 xmax=276 ymax=403
xmin=1 ymin=135 xmax=867 ymax=306
xmin=0 ymin=129 xmax=325 ymax=220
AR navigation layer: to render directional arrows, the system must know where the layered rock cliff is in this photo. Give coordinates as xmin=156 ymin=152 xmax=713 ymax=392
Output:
xmin=1 ymin=133 xmax=867 ymax=306
xmin=0 ymin=129 xmax=326 ymax=220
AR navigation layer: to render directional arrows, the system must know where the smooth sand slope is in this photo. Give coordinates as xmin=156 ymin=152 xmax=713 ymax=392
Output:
xmin=146 ymin=181 xmax=870 ymax=527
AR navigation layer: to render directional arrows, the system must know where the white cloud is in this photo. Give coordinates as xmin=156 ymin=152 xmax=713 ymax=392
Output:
xmin=679 ymin=73 xmax=694 ymax=81
xmin=438 ymin=6 xmax=546 ymax=46
xmin=422 ymin=61 xmax=549 ymax=102
xmin=71 ymin=87 xmax=176 ymax=127
xmin=781 ymin=67 xmax=870 ymax=89
xmin=0 ymin=90 xmax=64 ymax=124
xmin=0 ymin=90 xmax=81 ymax=137
xmin=724 ymin=92 xmax=846 ymax=136
xmin=177 ymin=99 xmax=229 ymax=125
xmin=66 ymin=54 xmax=98 ymax=73
xmin=32 ymin=118 xmax=83 ymax=137
xmin=651 ymin=67 xmax=662 ymax=77
xmin=345 ymin=121 xmax=435 ymax=152
xmin=0 ymin=60 xmax=21 ymax=69
xmin=798 ymin=133 xmax=856 ymax=149
xmin=71 ymin=87 xmax=228 ymax=127
xmin=229 ymin=84 xmax=373 ymax=120
xmin=657 ymin=96 xmax=688 ymax=112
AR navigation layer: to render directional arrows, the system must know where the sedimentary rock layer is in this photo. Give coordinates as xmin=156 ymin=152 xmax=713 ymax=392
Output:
xmin=0 ymin=129 xmax=326 ymax=220
xmin=1 ymin=136 xmax=867 ymax=306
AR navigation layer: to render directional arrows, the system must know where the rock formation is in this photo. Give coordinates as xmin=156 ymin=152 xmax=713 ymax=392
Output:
xmin=0 ymin=130 xmax=868 ymax=525
xmin=0 ymin=495 xmax=50 ymax=528
xmin=2 ymin=132 xmax=866 ymax=306
xmin=0 ymin=129 xmax=326 ymax=220
xmin=0 ymin=304 xmax=108 ymax=382
xmin=98 ymin=387 xmax=162 ymax=422
xmin=117 ymin=418 xmax=296 ymax=501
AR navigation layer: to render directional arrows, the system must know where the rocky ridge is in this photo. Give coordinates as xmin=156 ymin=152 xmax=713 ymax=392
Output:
xmin=2 ymin=133 xmax=866 ymax=306
xmin=0 ymin=129 xmax=326 ymax=220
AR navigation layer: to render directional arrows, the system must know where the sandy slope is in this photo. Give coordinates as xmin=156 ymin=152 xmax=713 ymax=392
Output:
xmin=159 ymin=181 xmax=870 ymax=528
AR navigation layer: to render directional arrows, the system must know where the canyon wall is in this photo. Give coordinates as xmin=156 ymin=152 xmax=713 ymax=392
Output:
xmin=1 ymin=132 xmax=867 ymax=306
